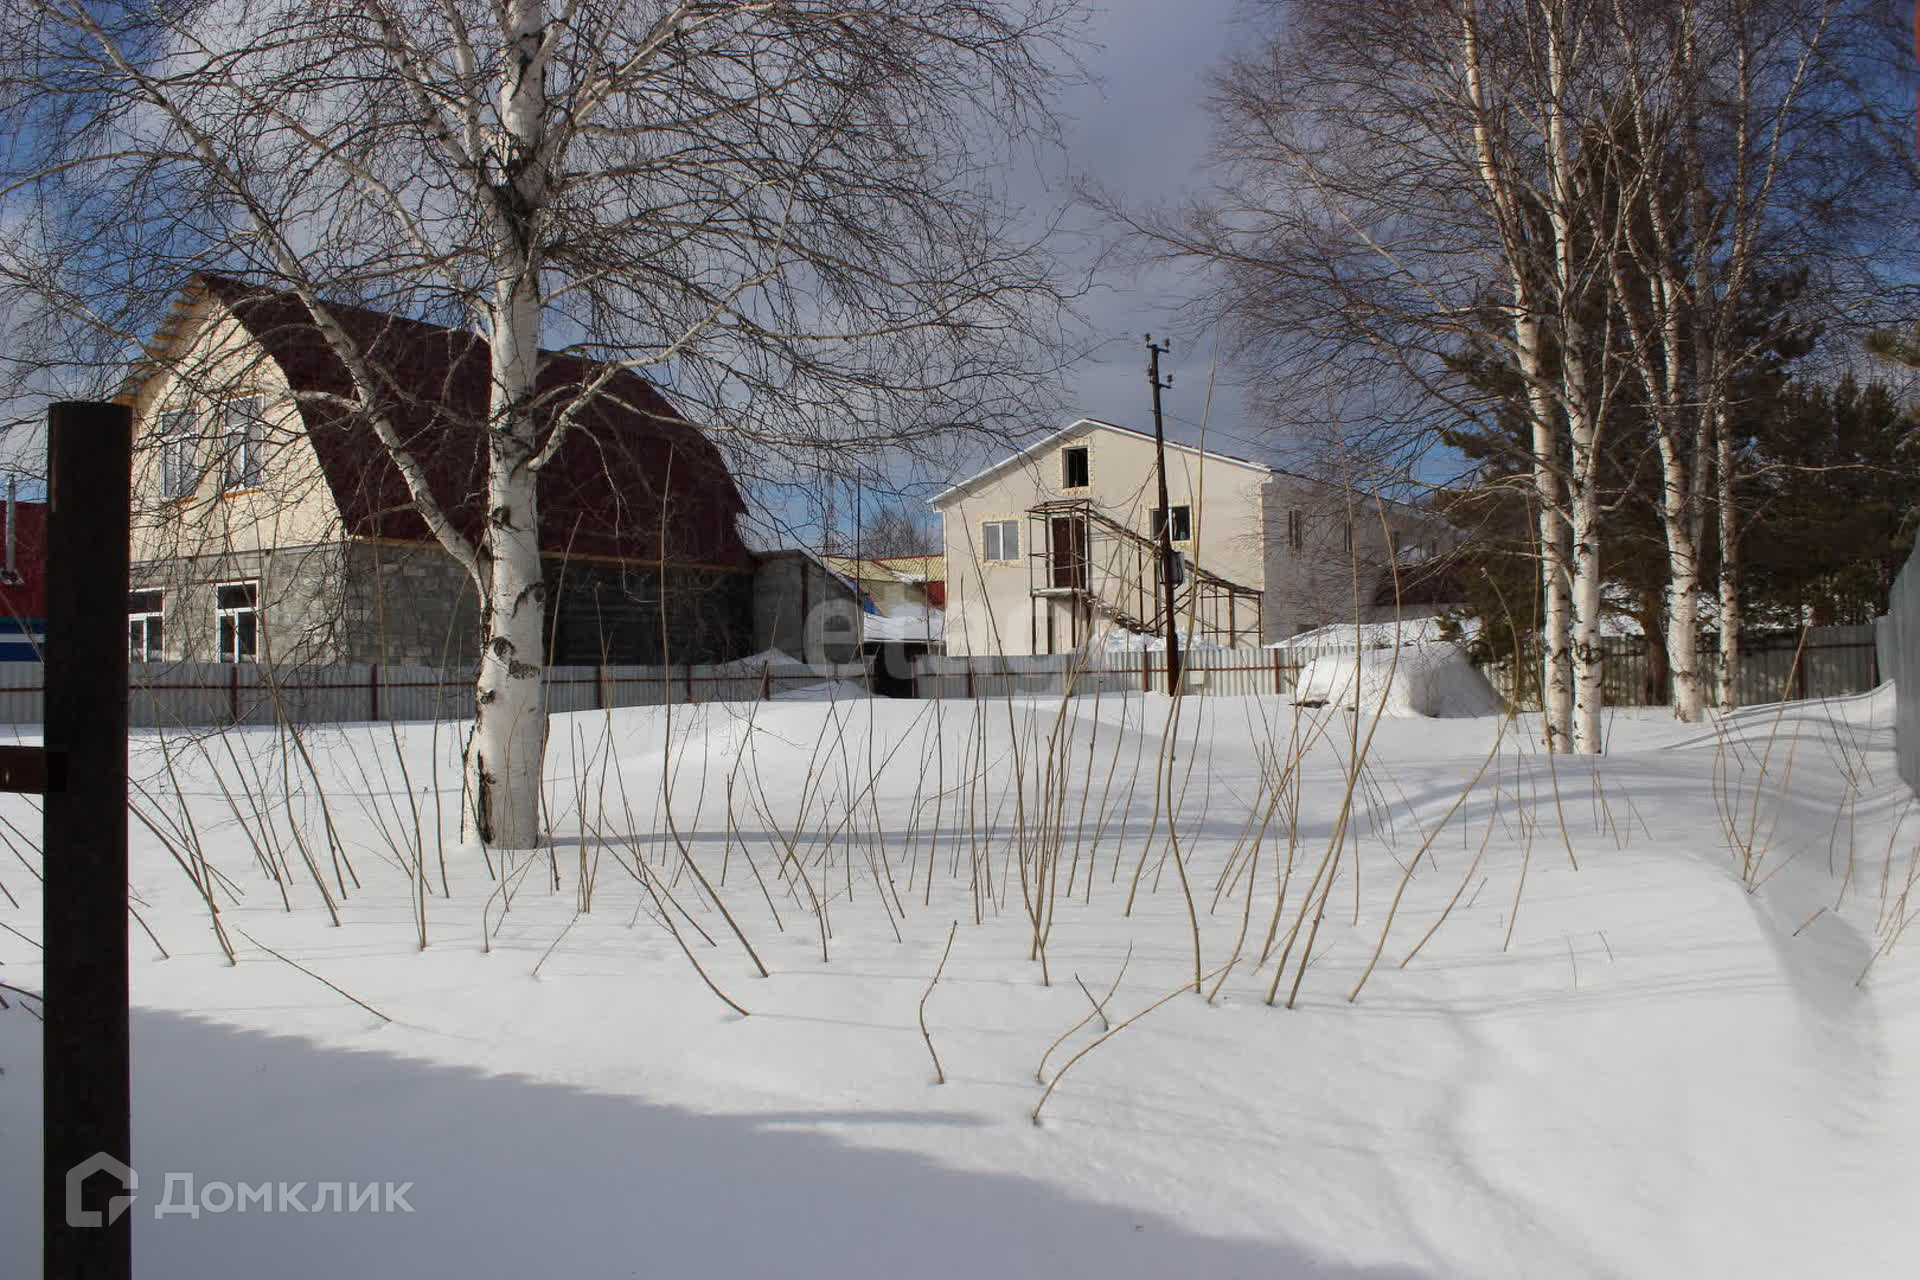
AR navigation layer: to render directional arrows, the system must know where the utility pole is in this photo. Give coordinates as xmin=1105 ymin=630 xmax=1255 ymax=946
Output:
xmin=1147 ymin=336 xmax=1181 ymax=695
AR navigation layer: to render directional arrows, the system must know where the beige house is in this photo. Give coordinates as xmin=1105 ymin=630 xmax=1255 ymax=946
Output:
xmin=120 ymin=274 xmax=758 ymax=668
xmin=933 ymin=418 xmax=1456 ymax=656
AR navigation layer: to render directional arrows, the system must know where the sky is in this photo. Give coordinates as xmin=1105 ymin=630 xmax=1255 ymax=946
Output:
xmin=0 ymin=2 xmax=1274 ymax=527
xmin=753 ymin=0 xmax=1274 ymax=548
xmin=1037 ymin=0 xmax=1258 ymax=452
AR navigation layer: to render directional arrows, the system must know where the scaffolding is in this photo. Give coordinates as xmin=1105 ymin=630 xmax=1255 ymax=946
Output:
xmin=1023 ymin=499 xmax=1262 ymax=652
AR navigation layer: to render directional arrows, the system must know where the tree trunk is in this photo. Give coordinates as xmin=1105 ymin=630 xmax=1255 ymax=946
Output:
xmin=465 ymin=270 xmax=548 ymax=849
xmin=1664 ymin=534 xmax=1704 ymax=722
xmin=1538 ymin=492 xmax=1574 ymax=751
xmin=1715 ymin=408 xmax=1740 ymax=711
xmin=464 ymin=1 xmax=551 ymax=850
xmin=1653 ymin=410 xmax=1705 ymax=722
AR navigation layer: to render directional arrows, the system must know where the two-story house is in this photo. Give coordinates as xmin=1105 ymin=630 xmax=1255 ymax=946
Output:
xmin=933 ymin=418 xmax=1455 ymax=656
xmin=119 ymin=274 xmax=758 ymax=669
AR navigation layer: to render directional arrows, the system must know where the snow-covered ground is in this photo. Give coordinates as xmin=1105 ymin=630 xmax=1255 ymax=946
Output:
xmin=2 ymin=685 xmax=1916 ymax=1277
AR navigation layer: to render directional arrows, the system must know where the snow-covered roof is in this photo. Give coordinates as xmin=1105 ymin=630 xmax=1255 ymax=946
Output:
xmin=860 ymin=607 xmax=945 ymax=644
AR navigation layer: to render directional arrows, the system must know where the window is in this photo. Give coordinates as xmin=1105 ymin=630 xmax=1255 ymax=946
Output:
xmin=128 ymin=590 xmax=164 ymax=662
xmin=1062 ymin=445 xmax=1090 ymax=489
xmin=159 ymin=408 xmax=197 ymax=500
xmin=1151 ymin=505 xmax=1192 ymax=543
xmin=214 ymin=582 xmax=259 ymax=663
xmin=981 ymin=519 xmax=1020 ymax=562
xmin=222 ymin=397 xmax=264 ymax=491
xmin=1287 ymin=509 xmax=1304 ymax=553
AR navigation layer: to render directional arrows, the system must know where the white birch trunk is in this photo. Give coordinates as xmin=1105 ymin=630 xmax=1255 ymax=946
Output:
xmin=1541 ymin=20 xmax=1604 ymax=755
xmin=465 ymin=271 xmax=548 ymax=849
xmin=1526 ymin=376 xmax=1574 ymax=753
xmin=464 ymin=1 xmax=552 ymax=849
xmin=1568 ymin=471 xmax=1604 ymax=754
xmin=1662 ymin=497 xmax=1705 ymax=723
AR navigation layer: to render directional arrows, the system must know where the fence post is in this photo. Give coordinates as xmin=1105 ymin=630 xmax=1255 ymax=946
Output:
xmin=759 ymin=662 xmax=772 ymax=701
xmin=685 ymin=660 xmax=695 ymax=704
xmin=965 ymin=663 xmax=975 ymax=700
xmin=42 ymin=401 xmax=133 ymax=1280
xmin=369 ymin=662 xmax=381 ymax=722
xmin=228 ymin=660 xmax=240 ymax=724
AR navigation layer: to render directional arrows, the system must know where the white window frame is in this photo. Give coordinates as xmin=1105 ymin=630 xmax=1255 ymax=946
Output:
xmin=1153 ymin=505 xmax=1193 ymax=544
xmin=981 ymin=519 xmax=1020 ymax=563
xmin=158 ymin=408 xmax=197 ymax=500
xmin=128 ymin=589 xmax=164 ymax=663
xmin=222 ymin=396 xmax=265 ymax=492
xmin=214 ymin=580 xmax=260 ymax=663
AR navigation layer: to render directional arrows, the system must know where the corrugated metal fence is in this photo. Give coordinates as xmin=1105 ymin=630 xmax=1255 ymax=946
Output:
xmin=1880 ymin=554 xmax=1920 ymax=790
xmin=1483 ymin=625 xmax=1881 ymax=710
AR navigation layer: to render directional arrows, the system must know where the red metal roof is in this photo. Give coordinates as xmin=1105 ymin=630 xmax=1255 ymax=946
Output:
xmin=194 ymin=275 xmax=751 ymax=570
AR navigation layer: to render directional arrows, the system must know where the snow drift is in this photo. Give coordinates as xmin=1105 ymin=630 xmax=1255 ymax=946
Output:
xmin=1294 ymin=642 xmax=1502 ymax=717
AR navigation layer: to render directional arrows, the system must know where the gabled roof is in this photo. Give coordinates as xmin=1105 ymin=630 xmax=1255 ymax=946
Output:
xmin=134 ymin=274 xmax=752 ymax=570
xmin=821 ymin=553 xmax=947 ymax=585
xmin=931 ymin=418 xmax=1278 ymax=507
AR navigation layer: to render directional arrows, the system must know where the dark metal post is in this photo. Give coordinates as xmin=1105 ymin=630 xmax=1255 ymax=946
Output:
xmin=1147 ymin=338 xmax=1181 ymax=694
xmin=43 ymin=400 xmax=133 ymax=1280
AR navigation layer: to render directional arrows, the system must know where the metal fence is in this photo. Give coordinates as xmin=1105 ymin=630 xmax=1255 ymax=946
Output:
xmin=0 ymin=659 xmax=870 ymax=728
xmin=909 ymin=648 xmax=1307 ymax=700
xmin=1882 ymin=554 xmax=1920 ymax=790
xmin=0 ymin=626 xmax=1881 ymax=729
xmin=916 ymin=625 xmax=1880 ymax=709
xmin=1482 ymin=624 xmax=1881 ymax=710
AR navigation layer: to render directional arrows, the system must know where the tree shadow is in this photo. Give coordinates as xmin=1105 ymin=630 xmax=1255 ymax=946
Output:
xmin=0 ymin=1008 xmax=1432 ymax=1279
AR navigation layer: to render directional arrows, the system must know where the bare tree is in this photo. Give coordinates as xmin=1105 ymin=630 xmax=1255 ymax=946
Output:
xmin=1109 ymin=0 xmax=1630 ymax=751
xmin=1108 ymin=0 xmax=1907 ymax=741
xmin=1594 ymin=0 xmax=1885 ymax=717
xmin=854 ymin=501 xmax=940 ymax=559
xmin=0 ymin=0 xmax=1078 ymax=847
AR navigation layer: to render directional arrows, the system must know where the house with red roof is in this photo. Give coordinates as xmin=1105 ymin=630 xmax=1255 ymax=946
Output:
xmin=118 ymin=275 xmax=756 ymax=668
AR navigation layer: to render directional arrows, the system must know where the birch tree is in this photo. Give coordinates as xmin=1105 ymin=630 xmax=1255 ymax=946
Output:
xmin=1112 ymin=0 xmax=1621 ymax=751
xmin=1596 ymin=0 xmax=1852 ymax=719
xmin=0 ymin=0 xmax=1076 ymax=847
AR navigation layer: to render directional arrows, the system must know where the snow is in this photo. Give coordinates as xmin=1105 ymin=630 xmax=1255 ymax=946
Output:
xmin=2 ymin=686 xmax=1917 ymax=1277
xmin=1098 ymin=626 xmax=1226 ymax=652
xmin=1273 ymin=612 xmax=1644 ymax=651
xmin=769 ymin=678 xmax=874 ymax=701
xmin=1272 ymin=615 xmax=1473 ymax=650
xmin=707 ymin=647 xmax=804 ymax=672
xmin=1295 ymin=642 xmax=1504 ymax=718
xmin=859 ymin=606 xmax=944 ymax=644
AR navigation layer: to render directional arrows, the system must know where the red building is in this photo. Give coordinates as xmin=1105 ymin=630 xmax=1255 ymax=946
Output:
xmin=0 ymin=493 xmax=46 ymax=662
